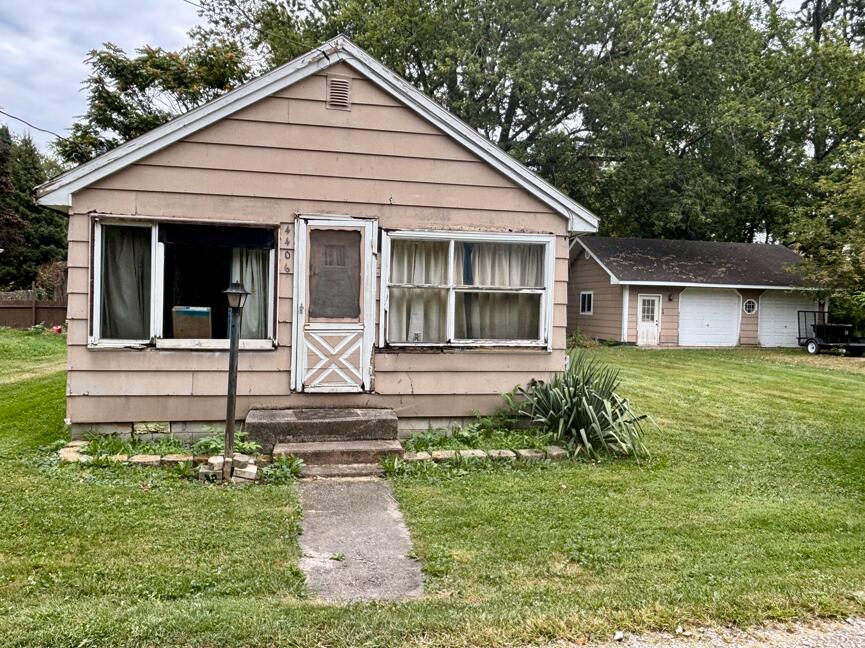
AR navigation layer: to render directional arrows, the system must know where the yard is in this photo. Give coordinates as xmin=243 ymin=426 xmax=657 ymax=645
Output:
xmin=0 ymin=327 xmax=863 ymax=647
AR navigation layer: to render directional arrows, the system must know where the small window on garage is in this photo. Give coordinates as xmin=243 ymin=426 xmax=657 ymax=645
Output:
xmin=580 ymin=291 xmax=593 ymax=315
xmin=743 ymin=299 xmax=758 ymax=315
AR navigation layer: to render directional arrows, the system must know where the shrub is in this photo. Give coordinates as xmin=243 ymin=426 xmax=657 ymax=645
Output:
xmin=566 ymin=328 xmax=600 ymax=349
xmin=506 ymin=351 xmax=649 ymax=459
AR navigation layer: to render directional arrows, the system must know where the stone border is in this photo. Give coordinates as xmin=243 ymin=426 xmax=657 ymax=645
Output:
xmin=404 ymin=445 xmax=569 ymax=463
xmin=56 ymin=441 xmax=271 ymax=484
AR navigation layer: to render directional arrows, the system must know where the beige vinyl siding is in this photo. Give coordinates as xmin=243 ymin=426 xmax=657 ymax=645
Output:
xmin=627 ymin=287 xmax=682 ymax=345
xmin=738 ymin=289 xmax=763 ymax=345
xmin=567 ymin=251 xmax=622 ymax=341
xmin=66 ymin=61 xmax=569 ymax=424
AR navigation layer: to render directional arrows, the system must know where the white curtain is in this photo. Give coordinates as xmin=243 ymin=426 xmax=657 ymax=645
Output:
xmin=231 ymin=248 xmax=269 ymax=339
xmin=388 ymin=240 xmax=448 ymax=342
xmin=454 ymin=243 xmax=543 ymax=340
xmin=454 ymin=242 xmax=543 ymax=288
xmin=101 ymin=225 xmax=151 ymax=339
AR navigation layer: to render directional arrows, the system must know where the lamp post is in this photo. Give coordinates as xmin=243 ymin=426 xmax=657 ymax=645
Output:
xmin=223 ymin=281 xmax=249 ymax=481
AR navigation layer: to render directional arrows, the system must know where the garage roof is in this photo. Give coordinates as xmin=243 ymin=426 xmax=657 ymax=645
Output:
xmin=576 ymin=237 xmax=811 ymax=289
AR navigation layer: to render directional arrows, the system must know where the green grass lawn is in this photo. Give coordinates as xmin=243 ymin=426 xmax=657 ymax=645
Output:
xmin=0 ymin=328 xmax=863 ymax=647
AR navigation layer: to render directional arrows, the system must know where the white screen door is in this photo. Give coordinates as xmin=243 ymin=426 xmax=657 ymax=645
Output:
xmin=292 ymin=216 xmax=376 ymax=392
xmin=637 ymin=295 xmax=661 ymax=346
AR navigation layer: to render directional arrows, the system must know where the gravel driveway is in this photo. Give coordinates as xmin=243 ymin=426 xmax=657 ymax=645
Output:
xmin=546 ymin=617 xmax=865 ymax=647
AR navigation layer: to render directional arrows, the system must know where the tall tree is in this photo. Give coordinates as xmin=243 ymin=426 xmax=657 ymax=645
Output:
xmin=55 ymin=36 xmax=250 ymax=164
xmin=0 ymin=126 xmax=26 ymax=276
xmin=0 ymin=131 xmax=68 ymax=290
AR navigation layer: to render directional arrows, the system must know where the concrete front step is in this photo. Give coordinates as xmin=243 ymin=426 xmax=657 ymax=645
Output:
xmin=301 ymin=463 xmax=384 ymax=479
xmin=245 ymin=408 xmax=398 ymax=451
xmin=273 ymin=439 xmax=403 ymax=465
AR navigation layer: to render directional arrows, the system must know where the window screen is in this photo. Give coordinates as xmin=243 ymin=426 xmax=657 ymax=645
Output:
xmin=308 ymin=229 xmax=361 ymax=319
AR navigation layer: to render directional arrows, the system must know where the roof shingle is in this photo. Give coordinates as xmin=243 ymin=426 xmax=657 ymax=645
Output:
xmin=577 ymin=237 xmax=809 ymax=287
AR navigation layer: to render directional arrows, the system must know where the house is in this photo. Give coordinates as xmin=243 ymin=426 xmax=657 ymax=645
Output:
xmin=569 ymin=237 xmax=820 ymax=347
xmin=36 ymin=36 xmax=598 ymax=441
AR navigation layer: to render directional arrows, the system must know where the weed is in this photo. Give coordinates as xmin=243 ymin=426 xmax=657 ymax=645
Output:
xmin=262 ymin=456 xmax=304 ymax=484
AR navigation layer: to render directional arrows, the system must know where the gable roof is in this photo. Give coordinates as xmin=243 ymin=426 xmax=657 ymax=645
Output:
xmin=36 ymin=35 xmax=597 ymax=233
xmin=576 ymin=236 xmax=811 ymax=289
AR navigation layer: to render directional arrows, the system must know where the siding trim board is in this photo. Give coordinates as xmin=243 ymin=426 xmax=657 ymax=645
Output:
xmin=36 ymin=36 xmax=598 ymax=233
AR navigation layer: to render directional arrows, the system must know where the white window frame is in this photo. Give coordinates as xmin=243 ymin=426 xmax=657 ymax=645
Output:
xmin=379 ymin=229 xmax=555 ymax=350
xmin=90 ymin=217 xmax=277 ymax=350
xmin=579 ymin=290 xmax=594 ymax=315
xmin=742 ymin=298 xmax=758 ymax=315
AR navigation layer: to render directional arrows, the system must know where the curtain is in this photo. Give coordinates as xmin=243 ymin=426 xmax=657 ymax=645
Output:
xmin=454 ymin=242 xmax=543 ymax=288
xmin=388 ymin=240 xmax=448 ymax=342
xmin=231 ymin=248 xmax=269 ymax=339
xmin=454 ymin=242 xmax=543 ymax=340
xmin=455 ymin=292 xmax=540 ymax=339
xmin=101 ymin=225 xmax=151 ymax=339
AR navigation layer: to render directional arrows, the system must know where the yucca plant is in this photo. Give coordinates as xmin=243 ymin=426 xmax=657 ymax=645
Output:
xmin=506 ymin=351 xmax=650 ymax=459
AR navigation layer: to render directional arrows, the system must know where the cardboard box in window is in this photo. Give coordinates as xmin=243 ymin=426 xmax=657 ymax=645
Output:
xmin=172 ymin=306 xmax=212 ymax=339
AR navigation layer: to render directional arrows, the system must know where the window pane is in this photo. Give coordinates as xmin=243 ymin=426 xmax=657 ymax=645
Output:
xmin=641 ymin=299 xmax=655 ymax=322
xmin=390 ymin=240 xmax=448 ymax=285
xmin=388 ymin=287 xmax=447 ymax=342
xmin=308 ymin=229 xmax=361 ymax=319
xmin=454 ymin=242 xmax=543 ymax=288
xmin=100 ymin=225 xmax=151 ymax=339
xmin=455 ymin=292 xmax=541 ymax=340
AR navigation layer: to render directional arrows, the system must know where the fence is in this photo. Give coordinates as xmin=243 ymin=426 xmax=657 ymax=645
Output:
xmin=0 ymin=296 xmax=67 ymax=328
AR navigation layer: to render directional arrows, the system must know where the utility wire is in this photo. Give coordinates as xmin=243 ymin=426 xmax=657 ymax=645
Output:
xmin=0 ymin=108 xmax=72 ymax=144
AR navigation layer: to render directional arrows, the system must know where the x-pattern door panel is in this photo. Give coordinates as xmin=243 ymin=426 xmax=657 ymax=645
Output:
xmin=303 ymin=329 xmax=363 ymax=391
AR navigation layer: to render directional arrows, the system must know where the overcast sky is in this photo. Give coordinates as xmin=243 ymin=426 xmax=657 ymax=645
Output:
xmin=0 ymin=0 xmax=200 ymax=152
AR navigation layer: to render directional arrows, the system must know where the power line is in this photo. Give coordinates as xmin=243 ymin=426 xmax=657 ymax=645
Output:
xmin=0 ymin=108 xmax=71 ymax=143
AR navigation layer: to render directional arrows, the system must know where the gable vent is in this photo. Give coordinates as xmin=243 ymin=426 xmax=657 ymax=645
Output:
xmin=326 ymin=75 xmax=352 ymax=110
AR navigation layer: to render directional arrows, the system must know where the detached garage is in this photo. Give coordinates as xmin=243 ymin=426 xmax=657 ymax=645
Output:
xmin=568 ymin=237 xmax=821 ymax=348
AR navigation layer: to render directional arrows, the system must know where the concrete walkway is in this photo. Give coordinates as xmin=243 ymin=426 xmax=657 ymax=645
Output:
xmin=297 ymin=478 xmax=424 ymax=602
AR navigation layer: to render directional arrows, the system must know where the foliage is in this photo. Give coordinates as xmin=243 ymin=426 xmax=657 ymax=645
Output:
xmin=52 ymin=0 xmax=865 ymax=302
xmin=383 ymin=452 xmax=555 ymax=480
xmin=191 ymin=429 xmax=261 ymax=456
xmin=0 ymin=126 xmax=67 ymax=290
xmin=82 ymin=434 xmax=188 ymax=457
xmin=262 ymin=455 xmax=304 ymax=483
xmin=403 ymin=416 xmax=552 ymax=453
xmin=507 ymin=351 xmax=649 ymax=459
xmin=566 ymin=328 xmax=600 ymax=349
xmin=792 ymin=141 xmax=865 ymax=322
xmin=169 ymin=461 xmax=196 ymax=479
xmin=54 ymin=37 xmax=249 ymax=165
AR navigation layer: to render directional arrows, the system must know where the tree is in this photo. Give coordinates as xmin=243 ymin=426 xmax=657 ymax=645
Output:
xmin=792 ymin=140 xmax=865 ymax=326
xmin=0 ymin=129 xmax=68 ymax=290
xmin=55 ymin=36 xmax=250 ymax=164
xmin=0 ymin=126 xmax=26 ymax=273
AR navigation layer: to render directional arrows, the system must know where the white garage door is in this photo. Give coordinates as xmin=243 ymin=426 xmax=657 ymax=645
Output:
xmin=758 ymin=292 xmax=817 ymax=347
xmin=679 ymin=288 xmax=740 ymax=346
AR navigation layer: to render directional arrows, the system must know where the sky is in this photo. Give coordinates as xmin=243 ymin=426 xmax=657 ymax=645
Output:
xmin=0 ymin=0 xmax=201 ymax=152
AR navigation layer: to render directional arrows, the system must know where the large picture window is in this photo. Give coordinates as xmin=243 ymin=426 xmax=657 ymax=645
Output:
xmin=382 ymin=231 xmax=554 ymax=347
xmin=92 ymin=220 xmax=275 ymax=349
